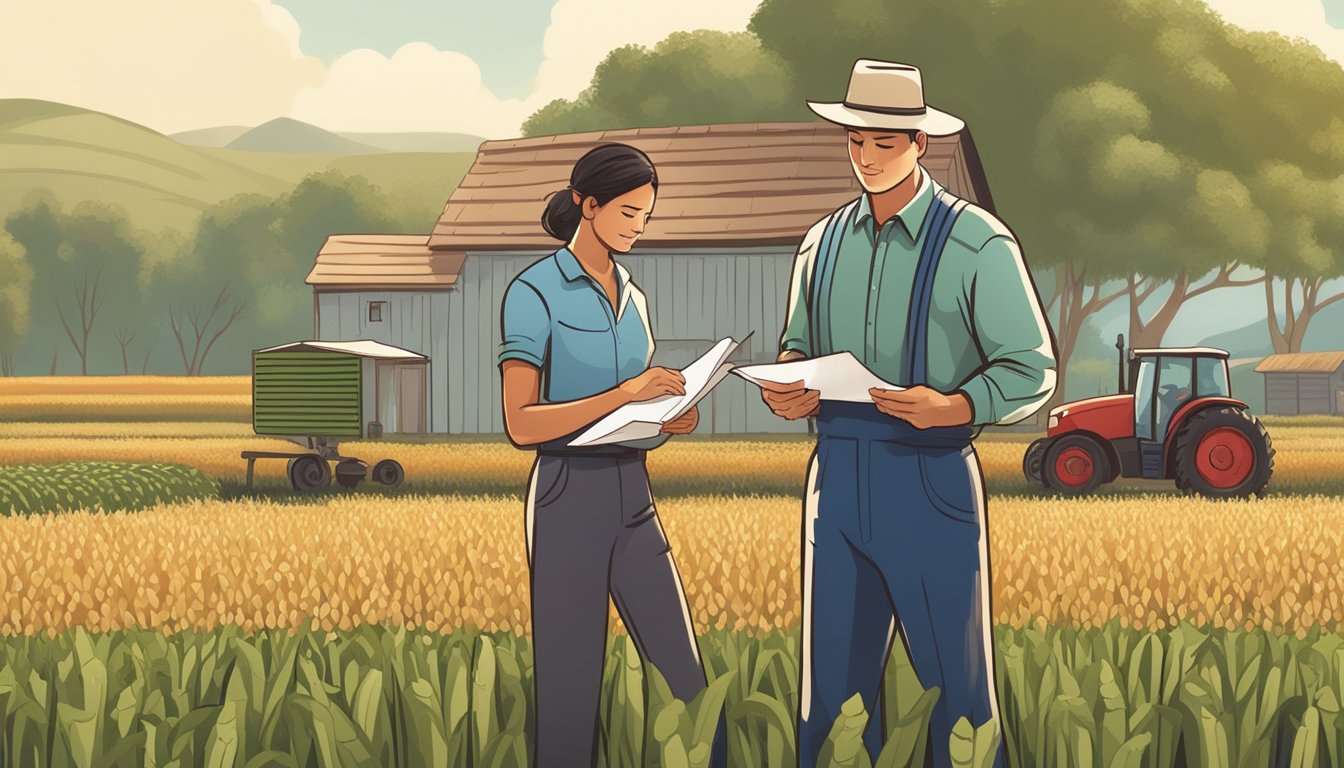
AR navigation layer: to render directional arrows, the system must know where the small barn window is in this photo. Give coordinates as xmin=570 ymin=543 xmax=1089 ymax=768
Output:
xmin=368 ymin=301 xmax=386 ymax=323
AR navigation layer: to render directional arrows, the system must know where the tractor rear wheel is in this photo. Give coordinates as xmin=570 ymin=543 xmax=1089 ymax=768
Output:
xmin=1043 ymin=435 xmax=1111 ymax=495
xmin=1173 ymin=407 xmax=1273 ymax=498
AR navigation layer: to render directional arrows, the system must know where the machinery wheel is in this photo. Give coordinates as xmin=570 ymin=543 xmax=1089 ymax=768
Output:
xmin=1043 ymin=435 xmax=1110 ymax=495
xmin=335 ymin=458 xmax=368 ymax=489
xmin=1023 ymin=438 xmax=1048 ymax=486
xmin=288 ymin=454 xmax=331 ymax=492
xmin=372 ymin=459 xmax=404 ymax=488
xmin=1172 ymin=407 xmax=1273 ymax=498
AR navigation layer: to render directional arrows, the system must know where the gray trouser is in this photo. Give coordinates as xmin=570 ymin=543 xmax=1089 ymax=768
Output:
xmin=526 ymin=452 xmax=716 ymax=768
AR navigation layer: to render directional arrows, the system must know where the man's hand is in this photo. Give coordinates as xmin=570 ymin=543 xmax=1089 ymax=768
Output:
xmin=661 ymin=406 xmax=699 ymax=435
xmin=868 ymin=386 xmax=973 ymax=429
xmin=761 ymin=380 xmax=821 ymax=421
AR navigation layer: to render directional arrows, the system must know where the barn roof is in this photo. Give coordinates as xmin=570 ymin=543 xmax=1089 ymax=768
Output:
xmin=306 ymin=235 xmax=466 ymax=292
xmin=427 ymin=121 xmax=996 ymax=251
xmin=255 ymin=339 xmax=428 ymax=360
xmin=1254 ymin=351 xmax=1344 ymax=374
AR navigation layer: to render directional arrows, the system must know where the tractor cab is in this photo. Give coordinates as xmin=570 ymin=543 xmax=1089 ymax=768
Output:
xmin=1024 ymin=336 xmax=1273 ymax=498
xmin=1130 ymin=347 xmax=1231 ymax=443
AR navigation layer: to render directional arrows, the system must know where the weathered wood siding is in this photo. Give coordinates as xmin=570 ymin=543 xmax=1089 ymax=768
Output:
xmin=316 ymin=246 xmax=809 ymax=435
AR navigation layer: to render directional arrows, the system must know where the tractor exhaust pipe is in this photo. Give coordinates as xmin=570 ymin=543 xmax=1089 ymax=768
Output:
xmin=1116 ymin=333 xmax=1127 ymax=393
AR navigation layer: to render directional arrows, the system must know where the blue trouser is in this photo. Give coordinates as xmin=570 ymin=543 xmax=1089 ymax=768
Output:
xmin=798 ymin=402 xmax=1005 ymax=768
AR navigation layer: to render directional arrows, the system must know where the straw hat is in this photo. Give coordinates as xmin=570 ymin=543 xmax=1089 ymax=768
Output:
xmin=807 ymin=59 xmax=965 ymax=136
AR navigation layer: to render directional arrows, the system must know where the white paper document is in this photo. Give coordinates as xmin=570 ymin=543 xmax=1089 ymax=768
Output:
xmin=731 ymin=351 xmax=904 ymax=402
xmin=569 ymin=334 xmax=752 ymax=447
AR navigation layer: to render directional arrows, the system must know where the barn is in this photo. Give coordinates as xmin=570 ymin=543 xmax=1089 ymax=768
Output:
xmin=1254 ymin=351 xmax=1344 ymax=415
xmin=307 ymin=121 xmax=998 ymax=435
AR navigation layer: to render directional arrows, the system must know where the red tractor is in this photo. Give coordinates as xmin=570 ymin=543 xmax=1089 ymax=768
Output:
xmin=1024 ymin=335 xmax=1274 ymax=498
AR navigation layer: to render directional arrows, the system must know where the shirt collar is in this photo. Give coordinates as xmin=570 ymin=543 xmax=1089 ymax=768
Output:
xmin=554 ymin=247 xmax=631 ymax=286
xmin=853 ymin=165 xmax=937 ymax=242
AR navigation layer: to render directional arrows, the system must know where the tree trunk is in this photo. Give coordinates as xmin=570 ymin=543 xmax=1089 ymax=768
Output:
xmin=141 ymin=349 xmax=150 ymax=375
xmin=1041 ymin=259 xmax=1127 ymax=416
xmin=1265 ymin=275 xmax=1344 ymax=354
xmin=49 ymin=348 xmax=58 ymax=376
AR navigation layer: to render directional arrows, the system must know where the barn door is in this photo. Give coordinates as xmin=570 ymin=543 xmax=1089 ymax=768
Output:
xmin=398 ymin=365 xmax=426 ymax=434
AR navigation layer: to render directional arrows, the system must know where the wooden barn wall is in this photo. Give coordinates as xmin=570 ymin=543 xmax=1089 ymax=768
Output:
xmin=316 ymin=291 xmax=452 ymax=433
xmin=318 ymin=247 xmax=810 ymax=434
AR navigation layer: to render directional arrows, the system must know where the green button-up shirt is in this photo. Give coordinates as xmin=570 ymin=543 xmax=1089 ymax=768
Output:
xmin=779 ymin=167 xmax=1057 ymax=426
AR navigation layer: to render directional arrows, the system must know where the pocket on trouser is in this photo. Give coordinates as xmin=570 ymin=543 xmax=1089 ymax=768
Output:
xmin=530 ymin=457 xmax=570 ymax=509
xmin=917 ymin=447 xmax=981 ymax=524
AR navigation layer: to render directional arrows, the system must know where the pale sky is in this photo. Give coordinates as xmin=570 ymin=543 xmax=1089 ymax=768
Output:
xmin=0 ymin=0 xmax=1339 ymax=139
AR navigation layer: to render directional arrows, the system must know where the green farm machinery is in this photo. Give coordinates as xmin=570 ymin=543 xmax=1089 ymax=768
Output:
xmin=244 ymin=339 xmax=430 ymax=492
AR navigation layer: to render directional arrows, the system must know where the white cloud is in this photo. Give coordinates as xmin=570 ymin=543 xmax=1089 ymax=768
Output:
xmin=289 ymin=43 xmax=536 ymax=137
xmin=0 ymin=0 xmax=324 ymax=134
xmin=1203 ymin=0 xmax=1344 ymax=64
xmin=531 ymin=0 xmax=762 ymax=104
xmin=0 ymin=0 xmax=762 ymax=138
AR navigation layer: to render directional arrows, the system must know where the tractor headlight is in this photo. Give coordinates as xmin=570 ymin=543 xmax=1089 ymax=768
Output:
xmin=1048 ymin=414 xmax=1059 ymax=430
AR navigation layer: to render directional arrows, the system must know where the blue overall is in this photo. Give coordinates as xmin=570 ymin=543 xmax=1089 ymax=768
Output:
xmin=797 ymin=190 xmax=1006 ymax=768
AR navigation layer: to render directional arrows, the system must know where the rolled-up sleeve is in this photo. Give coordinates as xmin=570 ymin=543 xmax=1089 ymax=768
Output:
xmin=779 ymin=219 xmax=825 ymax=358
xmin=956 ymin=236 xmax=1057 ymax=426
xmin=498 ymin=278 xmax=550 ymax=368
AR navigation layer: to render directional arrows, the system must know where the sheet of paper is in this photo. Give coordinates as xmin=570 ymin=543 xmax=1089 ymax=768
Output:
xmin=569 ymin=334 xmax=750 ymax=447
xmin=731 ymin=351 xmax=904 ymax=402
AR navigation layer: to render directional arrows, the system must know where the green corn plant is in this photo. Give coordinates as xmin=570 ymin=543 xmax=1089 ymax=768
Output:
xmin=949 ymin=715 xmax=1002 ymax=768
xmin=816 ymin=693 xmax=873 ymax=768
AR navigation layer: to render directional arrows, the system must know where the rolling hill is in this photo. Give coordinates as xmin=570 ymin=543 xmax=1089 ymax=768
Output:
xmin=225 ymin=118 xmax=380 ymax=154
xmin=0 ymin=99 xmax=474 ymax=234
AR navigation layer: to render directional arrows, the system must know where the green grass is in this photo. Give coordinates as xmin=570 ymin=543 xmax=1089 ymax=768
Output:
xmin=0 ymin=622 xmax=1339 ymax=767
xmin=0 ymin=461 xmax=218 ymax=514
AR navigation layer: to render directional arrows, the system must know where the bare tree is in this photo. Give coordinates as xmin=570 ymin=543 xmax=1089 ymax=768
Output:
xmin=1265 ymin=275 xmax=1344 ymax=354
xmin=48 ymin=348 xmax=58 ymax=376
xmin=55 ymin=267 xmax=105 ymax=375
xmin=166 ymin=285 xmax=245 ymax=375
xmin=140 ymin=349 xmax=150 ymax=375
xmin=0 ymin=352 xmax=18 ymax=377
xmin=113 ymin=326 xmax=136 ymax=375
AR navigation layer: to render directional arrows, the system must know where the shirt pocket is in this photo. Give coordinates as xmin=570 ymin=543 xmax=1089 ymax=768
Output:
xmin=917 ymin=447 xmax=981 ymax=524
xmin=550 ymin=312 xmax=616 ymax=387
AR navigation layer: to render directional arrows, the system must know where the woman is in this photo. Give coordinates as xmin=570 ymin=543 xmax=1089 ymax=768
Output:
xmin=498 ymin=143 xmax=723 ymax=767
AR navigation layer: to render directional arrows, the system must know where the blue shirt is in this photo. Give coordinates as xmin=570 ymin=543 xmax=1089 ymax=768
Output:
xmin=499 ymin=247 xmax=664 ymax=449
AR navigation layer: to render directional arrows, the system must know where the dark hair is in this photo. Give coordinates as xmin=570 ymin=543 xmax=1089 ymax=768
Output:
xmin=541 ymin=143 xmax=658 ymax=241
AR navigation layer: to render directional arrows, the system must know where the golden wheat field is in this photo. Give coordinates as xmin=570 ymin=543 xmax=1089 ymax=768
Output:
xmin=2 ymin=428 xmax=1342 ymax=494
xmin=1 ymin=493 xmax=1341 ymax=639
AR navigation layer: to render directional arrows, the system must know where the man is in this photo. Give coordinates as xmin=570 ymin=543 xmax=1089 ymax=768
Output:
xmin=761 ymin=59 xmax=1057 ymax=767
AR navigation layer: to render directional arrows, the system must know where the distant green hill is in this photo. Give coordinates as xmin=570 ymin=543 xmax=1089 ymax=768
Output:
xmin=0 ymin=99 xmax=475 ymax=234
xmin=169 ymin=125 xmax=251 ymax=148
xmin=226 ymin=118 xmax=380 ymax=154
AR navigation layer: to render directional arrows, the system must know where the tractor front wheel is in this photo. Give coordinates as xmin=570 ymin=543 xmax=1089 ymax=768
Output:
xmin=372 ymin=459 xmax=404 ymax=488
xmin=1043 ymin=435 xmax=1110 ymax=495
xmin=1173 ymin=407 xmax=1273 ymax=498
xmin=1023 ymin=438 xmax=1048 ymax=486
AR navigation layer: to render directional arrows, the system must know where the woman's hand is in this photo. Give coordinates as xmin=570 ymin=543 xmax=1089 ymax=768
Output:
xmin=661 ymin=406 xmax=699 ymax=435
xmin=619 ymin=367 xmax=686 ymax=402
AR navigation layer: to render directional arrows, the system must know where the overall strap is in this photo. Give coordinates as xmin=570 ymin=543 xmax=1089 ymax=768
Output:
xmin=808 ymin=199 xmax=861 ymax=356
xmin=905 ymin=188 xmax=969 ymax=386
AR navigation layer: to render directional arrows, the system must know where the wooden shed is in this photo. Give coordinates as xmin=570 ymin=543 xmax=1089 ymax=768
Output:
xmin=1254 ymin=351 xmax=1344 ymax=415
xmin=308 ymin=121 xmax=997 ymax=435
